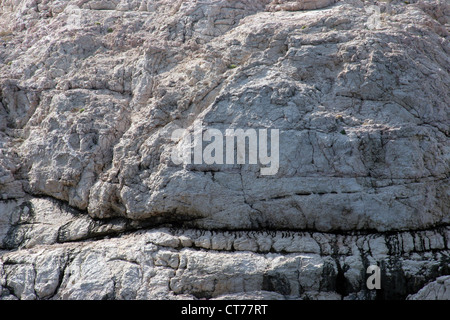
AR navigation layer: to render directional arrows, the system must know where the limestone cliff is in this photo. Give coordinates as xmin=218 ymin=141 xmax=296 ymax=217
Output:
xmin=0 ymin=0 xmax=449 ymax=300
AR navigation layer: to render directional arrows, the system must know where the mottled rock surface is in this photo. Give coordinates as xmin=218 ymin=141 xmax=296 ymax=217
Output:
xmin=0 ymin=0 xmax=449 ymax=300
xmin=407 ymin=275 xmax=450 ymax=300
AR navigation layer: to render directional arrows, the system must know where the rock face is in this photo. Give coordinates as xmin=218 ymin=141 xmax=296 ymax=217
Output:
xmin=0 ymin=0 xmax=449 ymax=300
xmin=407 ymin=275 xmax=450 ymax=300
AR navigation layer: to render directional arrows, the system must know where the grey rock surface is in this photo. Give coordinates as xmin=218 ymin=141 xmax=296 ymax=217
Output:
xmin=0 ymin=0 xmax=449 ymax=300
xmin=407 ymin=276 xmax=450 ymax=300
xmin=1 ymin=206 xmax=449 ymax=300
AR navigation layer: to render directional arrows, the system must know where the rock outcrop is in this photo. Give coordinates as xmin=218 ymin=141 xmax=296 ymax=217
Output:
xmin=0 ymin=0 xmax=449 ymax=300
xmin=407 ymin=275 xmax=450 ymax=300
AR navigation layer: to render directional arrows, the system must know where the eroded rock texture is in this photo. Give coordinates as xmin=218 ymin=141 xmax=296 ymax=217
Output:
xmin=0 ymin=0 xmax=449 ymax=299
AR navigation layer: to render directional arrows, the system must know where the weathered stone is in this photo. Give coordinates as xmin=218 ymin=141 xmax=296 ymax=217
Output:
xmin=408 ymin=276 xmax=450 ymax=300
xmin=0 ymin=0 xmax=449 ymax=300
